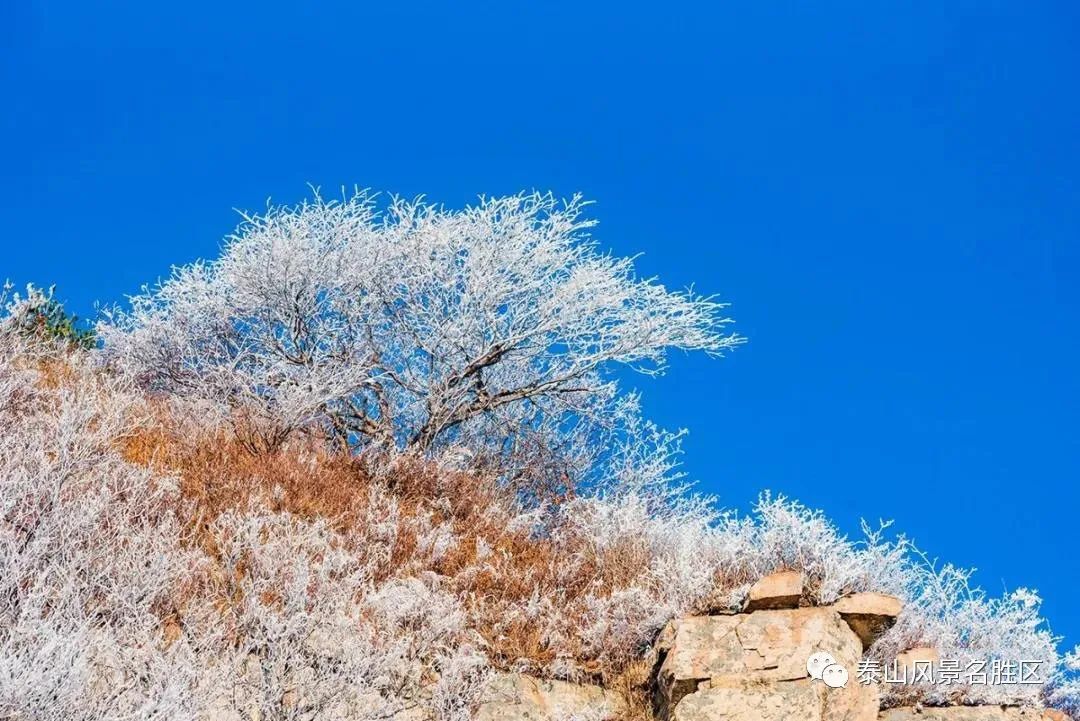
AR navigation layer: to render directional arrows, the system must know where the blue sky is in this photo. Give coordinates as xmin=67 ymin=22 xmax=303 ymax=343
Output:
xmin=4 ymin=2 xmax=1078 ymax=647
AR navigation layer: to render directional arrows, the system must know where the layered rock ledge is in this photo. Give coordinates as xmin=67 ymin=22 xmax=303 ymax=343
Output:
xmin=468 ymin=572 xmax=1065 ymax=721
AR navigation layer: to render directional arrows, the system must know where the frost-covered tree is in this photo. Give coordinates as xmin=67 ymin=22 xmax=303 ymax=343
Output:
xmin=100 ymin=190 xmax=741 ymax=455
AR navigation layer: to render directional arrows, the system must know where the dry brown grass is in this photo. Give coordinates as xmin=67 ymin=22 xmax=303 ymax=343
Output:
xmin=122 ymin=408 xmax=370 ymax=527
xmin=117 ymin=402 xmax=661 ymax=695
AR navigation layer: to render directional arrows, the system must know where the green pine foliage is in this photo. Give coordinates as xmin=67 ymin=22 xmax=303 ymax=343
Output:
xmin=3 ymin=283 xmax=95 ymax=349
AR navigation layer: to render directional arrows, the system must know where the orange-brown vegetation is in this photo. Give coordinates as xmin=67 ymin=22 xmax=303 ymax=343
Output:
xmin=118 ymin=403 xmax=662 ymax=690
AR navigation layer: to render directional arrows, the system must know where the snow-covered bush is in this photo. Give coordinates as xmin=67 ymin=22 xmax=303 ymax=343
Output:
xmin=191 ymin=508 xmax=490 ymax=721
xmin=872 ymin=562 xmax=1063 ymax=708
xmin=1048 ymin=646 xmax=1080 ymax=717
xmin=730 ymin=492 xmax=915 ymax=605
xmin=0 ymin=322 xmax=206 ymax=719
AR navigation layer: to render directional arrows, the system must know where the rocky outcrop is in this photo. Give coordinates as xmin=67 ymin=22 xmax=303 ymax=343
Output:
xmin=879 ymin=708 xmax=1064 ymax=720
xmin=654 ymin=605 xmax=881 ymax=721
xmin=834 ymin=593 xmax=903 ymax=650
xmin=475 ymin=673 xmax=624 ymax=721
xmin=893 ymin=647 xmax=940 ymax=671
xmin=672 ymin=678 xmax=876 ymax=721
xmin=744 ymin=570 xmax=805 ymax=611
xmin=433 ymin=591 xmax=1074 ymax=721
xmin=464 ymin=590 xmax=1074 ymax=721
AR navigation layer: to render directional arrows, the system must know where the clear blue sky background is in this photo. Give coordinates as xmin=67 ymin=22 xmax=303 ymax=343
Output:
xmin=4 ymin=3 xmax=1078 ymax=648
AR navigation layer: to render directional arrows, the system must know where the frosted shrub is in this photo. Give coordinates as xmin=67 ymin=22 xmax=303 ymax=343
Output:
xmin=1048 ymin=646 xmax=1080 ymax=717
xmin=873 ymin=563 xmax=1062 ymax=708
xmin=196 ymin=509 xmax=379 ymax=720
xmin=516 ymin=437 xmax=917 ymax=676
xmin=733 ymin=493 xmax=914 ymax=605
xmin=0 ymin=331 xmax=206 ymax=720
xmin=733 ymin=496 xmax=1066 ymax=711
xmin=191 ymin=509 xmax=489 ymax=720
xmin=429 ymin=643 xmax=493 ymax=721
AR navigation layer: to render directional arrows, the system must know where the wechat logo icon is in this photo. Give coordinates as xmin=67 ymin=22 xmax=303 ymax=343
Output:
xmin=807 ymin=650 xmax=849 ymax=689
